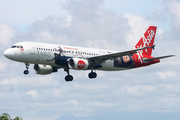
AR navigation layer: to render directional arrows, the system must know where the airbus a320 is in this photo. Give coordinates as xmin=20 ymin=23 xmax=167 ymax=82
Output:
xmin=4 ymin=26 xmax=174 ymax=81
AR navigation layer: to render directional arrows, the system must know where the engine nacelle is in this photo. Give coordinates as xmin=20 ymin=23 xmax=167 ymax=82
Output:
xmin=68 ymin=58 xmax=89 ymax=70
xmin=34 ymin=64 xmax=57 ymax=75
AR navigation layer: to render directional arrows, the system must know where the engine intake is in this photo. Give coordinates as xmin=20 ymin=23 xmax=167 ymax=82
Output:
xmin=34 ymin=64 xmax=57 ymax=75
xmin=68 ymin=58 xmax=89 ymax=70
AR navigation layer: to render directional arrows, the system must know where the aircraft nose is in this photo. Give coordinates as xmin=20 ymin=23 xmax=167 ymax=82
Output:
xmin=4 ymin=49 xmax=13 ymax=59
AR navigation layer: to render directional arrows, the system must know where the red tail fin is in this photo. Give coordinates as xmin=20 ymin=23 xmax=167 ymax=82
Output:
xmin=135 ymin=26 xmax=157 ymax=56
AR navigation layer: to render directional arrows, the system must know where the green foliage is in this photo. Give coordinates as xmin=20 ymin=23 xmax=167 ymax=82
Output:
xmin=1 ymin=113 xmax=11 ymax=120
xmin=0 ymin=113 xmax=22 ymax=120
xmin=14 ymin=117 xmax=22 ymax=120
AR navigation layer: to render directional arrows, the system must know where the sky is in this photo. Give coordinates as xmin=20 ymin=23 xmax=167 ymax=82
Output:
xmin=0 ymin=0 xmax=180 ymax=120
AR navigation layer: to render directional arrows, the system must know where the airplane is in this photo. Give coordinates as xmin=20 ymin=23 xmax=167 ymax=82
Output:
xmin=4 ymin=26 xmax=174 ymax=82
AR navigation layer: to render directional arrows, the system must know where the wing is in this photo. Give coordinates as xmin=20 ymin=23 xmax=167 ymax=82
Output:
xmin=87 ymin=46 xmax=153 ymax=66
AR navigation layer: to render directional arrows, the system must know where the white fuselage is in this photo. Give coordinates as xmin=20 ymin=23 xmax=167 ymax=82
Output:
xmin=4 ymin=42 xmax=128 ymax=71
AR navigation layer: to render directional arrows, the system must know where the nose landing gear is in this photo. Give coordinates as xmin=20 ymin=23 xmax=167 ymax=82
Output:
xmin=24 ymin=63 xmax=30 ymax=75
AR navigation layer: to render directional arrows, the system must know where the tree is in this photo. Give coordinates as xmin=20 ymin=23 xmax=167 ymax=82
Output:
xmin=14 ymin=117 xmax=22 ymax=120
xmin=1 ymin=113 xmax=11 ymax=120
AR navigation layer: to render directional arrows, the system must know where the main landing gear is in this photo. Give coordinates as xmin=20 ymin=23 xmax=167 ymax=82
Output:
xmin=64 ymin=68 xmax=73 ymax=82
xmin=24 ymin=62 xmax=30 ymax=75
xmin=63 ymin=68 xmax=97 ymax=82
xmin=88 ymin=69 xmax=97 ymax=79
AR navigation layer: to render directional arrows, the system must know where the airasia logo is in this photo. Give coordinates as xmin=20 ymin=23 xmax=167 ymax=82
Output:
xmin=136 ymin=30 xmax=155 ymax=64
xmin=142 ymin=30 xmax=155 ymax=52
xmin=77 ymin=60 xmax=85 ymax=69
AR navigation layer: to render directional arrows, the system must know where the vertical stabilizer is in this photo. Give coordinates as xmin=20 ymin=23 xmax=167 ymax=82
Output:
xmin=135 ymin=26 xmax=157 ymax=56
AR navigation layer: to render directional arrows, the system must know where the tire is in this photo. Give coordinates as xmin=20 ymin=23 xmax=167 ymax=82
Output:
xmin=88 ymin=72 xmax=97 ymax=79
xmin=24 ymin=70 xmax=29 ymax=75
xmin=65 ymin=75 xmax=73 ymax=82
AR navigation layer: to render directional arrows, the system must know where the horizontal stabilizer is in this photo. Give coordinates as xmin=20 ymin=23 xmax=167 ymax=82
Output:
xmin=143 ymin=55 xmax=175 ymax=62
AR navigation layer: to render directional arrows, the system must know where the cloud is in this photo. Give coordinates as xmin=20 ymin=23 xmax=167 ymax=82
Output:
xmin=116 ymin=84 xmax=157 ymax=96
xmin=0 ymin=23 xmax=17 ymax=52
xmin=92 ymin=102 xmax=114 ymax=108
xmin=166 ymin=0 xmax=180 ymax=41
xmin=123 ymin=13 xmax=151 ymax=48
xmin=0 ymin=0 xmax=67 ymax=32
xmin=18 ymin=0 xmax=130 ymax=51
xmin=26 ymin=90 xmax=39 ymax=99
xmin=0 ymin=60 xmax=8 ymax=72
xmin=69 ymin=100 xmax=79 ymax=106
xmin=53 ymin=86 xmax=70 ymax=97
xmin=168 ymin=0 xmax=180 ymax=27
xmin=156 ymin=71 xmax=177 ymax=80
xmin=1 ymin=0 xmax=180 ymax=120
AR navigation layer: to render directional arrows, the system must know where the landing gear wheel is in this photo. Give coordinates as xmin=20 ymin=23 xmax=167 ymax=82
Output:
xmin=24 ymin=70 xmax=29 ymax=75
xmin=24 ymin=62 xmax=30 ymax=75
xmin=65 ymin=75 xmax=73 ymax=82
xmin=88 ymin=72 xmax=97 ymax=79
xmin=64 ymin=68 xmax=74 ymax=82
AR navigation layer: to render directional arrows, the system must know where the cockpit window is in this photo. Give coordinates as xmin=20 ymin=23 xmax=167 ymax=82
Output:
xmin=11 ymin=46 xmax=16 ymax=48
xmin=11 ymin=45 xmax=24 ymax=49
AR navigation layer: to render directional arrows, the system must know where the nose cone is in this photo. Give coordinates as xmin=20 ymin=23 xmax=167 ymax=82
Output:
xmin=4 ymin=49 xmax=14 ymax=59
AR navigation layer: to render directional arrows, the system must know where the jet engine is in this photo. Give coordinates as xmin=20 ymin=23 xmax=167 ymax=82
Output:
xmin=34 ymin=64 xmax=57 ymax=75
xmin=68 ymin=58 xmax=89 ymax=70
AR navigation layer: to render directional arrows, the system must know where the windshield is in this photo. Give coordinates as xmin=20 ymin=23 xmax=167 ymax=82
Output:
xmin=11 ymin=45 xmax=23 ymax=49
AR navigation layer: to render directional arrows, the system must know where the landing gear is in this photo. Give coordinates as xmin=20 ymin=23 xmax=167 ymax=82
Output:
xmin=24 ymin=62 xmax=30 ymax=75
xmin=64 ymin=68 xmax=73 ymax=82
xmin=88 ymin=72 xmax=97 ymax=79
xmin=65 ymin=75 xmax=73 ymax=82
xmin=24 ymin=70 xmax=29 ymax=75
xmin=88 ymin=69 xmax=97 ymax=79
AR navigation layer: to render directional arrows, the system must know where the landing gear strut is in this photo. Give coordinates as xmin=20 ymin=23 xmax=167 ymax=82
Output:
xmin=88 ymin=69 xmax=97 ymax=79
xmin=24 ymin=62 xmax=30 ymax=75
xmin=64 ymin=68 xmax=73 ymax=82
